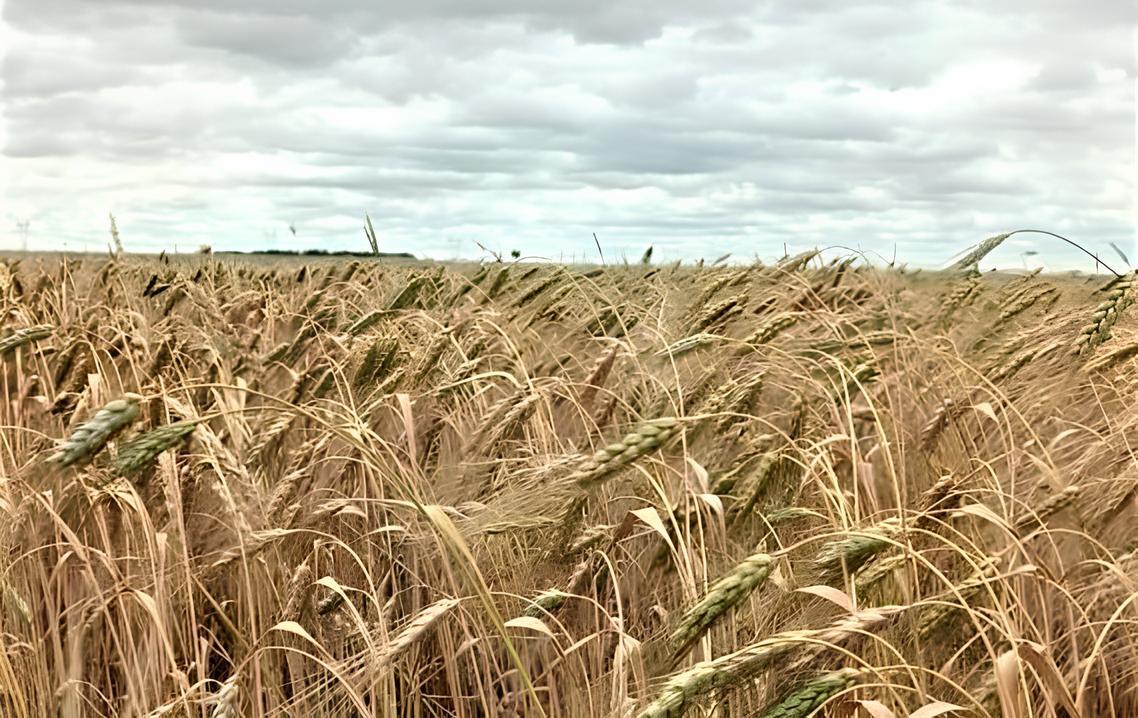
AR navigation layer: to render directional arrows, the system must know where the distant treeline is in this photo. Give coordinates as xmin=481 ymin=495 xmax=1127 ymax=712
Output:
xmin=220 ymin=249 xmax=416 ymax=259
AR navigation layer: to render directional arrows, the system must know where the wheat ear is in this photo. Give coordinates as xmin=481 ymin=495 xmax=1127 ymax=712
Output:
xmin=523 ymin=589 xmax=571 ymax=618
xmin=112 ymin=420 xmax=197 ymax=476
xmin=950 ymin=233 xmax=1010 ymax=271
xmin=814 ymin=519 xmax=901 ymax=581
xmin=50 ymin=394 xmax=143 ymax=468
xmin=571 ymin=417 xmax=680 ymax=488
xmin=639 ymin=606 xmax=902 ymax=718
xmin=210 ymin=676 xmax=239 ymax=718
xmin=759 ymin=668 xmax=862 ymax=718
xmin=1072 ymin=273 xmax=1136 ymax=356
xmin=672 ymin=552 xmax=773 ymax=660
xmin=0 ymin=324 xmax=53 ymax=356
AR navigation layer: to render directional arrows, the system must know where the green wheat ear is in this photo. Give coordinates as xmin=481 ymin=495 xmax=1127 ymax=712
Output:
xmin=0 ymin=324 xmax=53 ymax=357
xmin=759 ymin=668 xmax=861 ymax=718
xmin=51 ymin=394 xmax=143 ymax=468
xmin=113 ymin=420 xmax=198 ymax=476
xmin=570 ymin=417 xmax=680 ymax=488
xmin=672 ymin=552 xmax=773 ymax=660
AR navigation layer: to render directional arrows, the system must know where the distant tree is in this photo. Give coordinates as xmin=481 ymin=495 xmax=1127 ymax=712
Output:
xmin=510 ymin=249 xmax=521 ymax=259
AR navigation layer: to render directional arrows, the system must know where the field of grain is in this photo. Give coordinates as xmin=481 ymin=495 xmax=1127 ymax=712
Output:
xmin=0 ymin=250 xmax=1135 ymax=717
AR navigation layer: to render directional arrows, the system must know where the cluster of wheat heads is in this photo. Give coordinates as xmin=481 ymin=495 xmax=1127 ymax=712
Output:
xmin=0 ymin=252 xmax=1135 ymax=717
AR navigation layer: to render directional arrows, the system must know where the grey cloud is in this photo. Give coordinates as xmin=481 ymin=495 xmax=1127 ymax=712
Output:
xmin=2 ymin=0 xmax=1132 ymax=267
xmin=1029 ymin=62 xmax=1100 ymax=93
xmin=4 ymin=133 xmax=81 ymax=158
xmin=174 ymin=9 xmax=360 ymax=67
xmin=691 ymin=21 xmax=754 ymax=44
xmin=3 ymin=52 xmax=145 ymax=98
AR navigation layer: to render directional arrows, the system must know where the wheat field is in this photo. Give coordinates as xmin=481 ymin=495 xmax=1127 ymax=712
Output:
xmin=0 ymin=248 xmax=1135 ymax=717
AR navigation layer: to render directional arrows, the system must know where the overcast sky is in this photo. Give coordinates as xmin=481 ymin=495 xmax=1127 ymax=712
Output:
xmin=1 ymin=0 xmax=1134 ymax=268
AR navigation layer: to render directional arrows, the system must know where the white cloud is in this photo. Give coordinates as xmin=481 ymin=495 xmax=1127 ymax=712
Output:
xmin=1 ymin=0 xmax=1134 ymax=266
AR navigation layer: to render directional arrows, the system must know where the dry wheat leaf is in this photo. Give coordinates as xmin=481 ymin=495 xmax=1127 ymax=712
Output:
xmin=972 ymin=402 xmax=998 ymax=422
xmin=272 ymin=620 xmax=320 ymax=647
xmin=504 ymin=616 xmax=556 ymax=639
xmin=855 ymin=699 xmax=895 ymax=718
xmin=909 ymin=702 xmax=965 ymax=718
xmin=796 ymin=585 xmax=855 ymax=613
